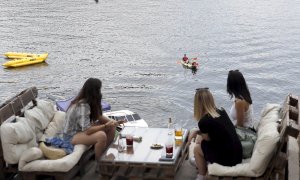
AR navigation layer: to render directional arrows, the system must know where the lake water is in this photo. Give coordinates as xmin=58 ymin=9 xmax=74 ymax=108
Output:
xmin=1 ymin=0 xmax=300 ymax=129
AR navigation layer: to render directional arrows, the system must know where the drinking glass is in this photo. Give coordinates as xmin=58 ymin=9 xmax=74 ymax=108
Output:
xmin=126 ymin=134 xmax=134 ymax=147
xmin=165 ymin=143 xmax=173 ymax=158
xmin=117 ymin=135 xmax=125 ymax=152
xmin=174 ymin=120 xmax=183 ymax=137
xmin=165 ymin=134 xmax=174 ymax=158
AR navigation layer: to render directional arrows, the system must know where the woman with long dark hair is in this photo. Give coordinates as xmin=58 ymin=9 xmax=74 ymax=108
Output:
xmin=63 ymin=78 xmax=122 ymax=160
xmin=227 ymin=70 xmax=254 ymax=128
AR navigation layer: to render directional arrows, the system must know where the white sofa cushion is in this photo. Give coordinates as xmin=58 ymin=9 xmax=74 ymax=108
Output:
xmin=40 ymin=111 xmax=65 ymax=142
xmin=24 ymin=100 xmax=55 ymax=140
xmin=36 ymin=99 xmax=56 ymax=122
xmin=0 ymin=117 xmax=37 ymax=164
xmin=208 ymin=103 xmax=280 ymax=177
xmin=249 ymin=122 xmax=279 ymax=175
xmin=257 ymin=103 xmax=280 ymax=132
xmin=19 ymin=144 xmax=88 ymax=172
xmin=18 ymin=108 xmax=90 ymax=172
xmin=18 ymin=147 xmax=44 ymax=169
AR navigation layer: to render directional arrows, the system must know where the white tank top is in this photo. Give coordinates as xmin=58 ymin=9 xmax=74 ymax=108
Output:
xmin=230 ymin=101 xmax=254 ymax=128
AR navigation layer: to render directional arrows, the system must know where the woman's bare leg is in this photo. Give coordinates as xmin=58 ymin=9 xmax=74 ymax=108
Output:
xmin=194 ymin=140 xmax=207 ymax=176
xmin=72 ymin=131 xmax=107 ymax=160
xmin=105 ymin=126 xmax=116 ymax=145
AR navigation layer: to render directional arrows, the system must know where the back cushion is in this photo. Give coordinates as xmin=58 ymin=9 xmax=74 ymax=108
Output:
xmin=257 ymin=103 xmax=280 ymax=132
xmin=0 ymin=117 xmax=37 ymax=164
xmin=24 ymin=100 xmax=55 ymax=140
xmin=40 ymin=111 xmax=66 ymax=142
xmin=36 ymin=99 xmax=55 ymax=121
xmin=249 ymin=105 xmax=280 ymax=176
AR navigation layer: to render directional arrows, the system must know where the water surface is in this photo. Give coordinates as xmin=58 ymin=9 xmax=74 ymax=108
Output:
xmin=1 ymin=0 xmax=300 ymax=128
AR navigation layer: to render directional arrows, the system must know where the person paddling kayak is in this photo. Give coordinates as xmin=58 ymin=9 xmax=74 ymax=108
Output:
xmin=182 ymin=54 xmax=189 ymax=63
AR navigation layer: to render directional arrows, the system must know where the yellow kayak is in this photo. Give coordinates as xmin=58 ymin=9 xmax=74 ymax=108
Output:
xmin=4 ymin=52 xmax=48 ymax=59
xmin=2 ymin=53 xmax=48 ymax=68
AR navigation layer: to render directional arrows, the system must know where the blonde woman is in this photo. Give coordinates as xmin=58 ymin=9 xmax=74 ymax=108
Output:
xmin=192 ymin=88 xmax=242 ymax=180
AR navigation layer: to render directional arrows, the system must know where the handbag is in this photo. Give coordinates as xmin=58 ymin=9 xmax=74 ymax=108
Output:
xmin=235 ymin=126 xmax=257 ymax=159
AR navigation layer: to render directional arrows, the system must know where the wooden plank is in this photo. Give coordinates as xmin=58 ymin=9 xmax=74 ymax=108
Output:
xmin=287 ymin=136 xmax=299 ymax=180
xmin=127 ymin=167 xmax=146 ymax=178
xmin=143 ymin=167 xmax=160 ymax=178
xmin=205 ymin=175 xmax=220 ymax=180
xmin=114 ymin=166 xmax=129 ymax=176
xmin=221 ymin=177 xmax=234 ymax=180
xmin=235 ymin=177 xmax=252 ymax=180
xmin=99 ymin=165 xmax=116 ymax=176
xmin=274 ymin=152 xmax=287 ymax=171
xmin=0 ymin=87 xmax=37 ymax=123
xmin=287 ymin=103 xmax=300 ymax=138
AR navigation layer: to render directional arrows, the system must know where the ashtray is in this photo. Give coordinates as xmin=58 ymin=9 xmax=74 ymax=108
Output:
xmin=150 ymin=144 xmax=163 ymax=149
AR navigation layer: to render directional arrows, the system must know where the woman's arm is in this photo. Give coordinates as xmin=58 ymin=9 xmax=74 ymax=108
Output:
xmin=235 ymin=99 xmax=247 ymax=127
xmin=85 ymin=119 xmax=121 ymax=135
xmin=98 ymin=115 xmax=113 ymax=124
xmin=188 ymin=129 xmax=200 ymax=144
xmin=85 ymin=123 xmax=107 ymax=135
xmin=97 ymin=115 xmax=126 ymax=125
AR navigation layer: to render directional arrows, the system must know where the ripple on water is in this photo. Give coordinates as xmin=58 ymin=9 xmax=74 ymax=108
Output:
xmin=0 ymin=0 xmax=300 ymax=128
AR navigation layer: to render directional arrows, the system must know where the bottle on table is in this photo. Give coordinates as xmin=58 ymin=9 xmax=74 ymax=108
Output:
xmin=165 ymin=132 xmax=174 ymax=158
xmin=168 ymin=117 xmax=173 ymax=135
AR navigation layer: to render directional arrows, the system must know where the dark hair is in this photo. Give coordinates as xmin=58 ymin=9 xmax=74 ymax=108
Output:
xmin=71 ymin=78 xmax=103 ymax=122
xmin=227 ymin=70 xmax=252 ymax=104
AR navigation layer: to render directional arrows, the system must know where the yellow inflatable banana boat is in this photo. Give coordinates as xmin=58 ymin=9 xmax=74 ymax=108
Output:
xmin=4 ymin=52 xmax=43 ymax=59
xmin=2 ymin=53 xmax=48 ymax=68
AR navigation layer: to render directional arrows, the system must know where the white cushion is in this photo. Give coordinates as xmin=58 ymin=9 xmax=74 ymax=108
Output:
xmin=208 ymin=103 xmax=280 ymax=177
xmin=249 ymin=122 xmax=279 ymax=175
xmin=36 ymin=99 xmax=55 ymax=122
xmin=257 ymin=103 xmax=280 ymax=131
xmin=0 ymin=117 xmax=37 ymax=164
xmin=18 ymin=147 xmax=44 ymax=168
xmin=19 ymin=145 xmax=88 ymax=172
xmin=40 ymin=111 xmax=66 ymax=142
xmin=24 ymin=100 xmax=55 ymax=140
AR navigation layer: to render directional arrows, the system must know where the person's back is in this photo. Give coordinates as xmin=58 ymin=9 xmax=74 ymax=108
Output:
xmin=198 ymin=108 xmax=242 ymax=166
xmin=230 ymin=99 xmax=254 ymax=128
xmin=227 ymin=70 xmax=255 ymax=129
xmin=63 ymin=99 xmax=90 ymax=141
xmin=192 ymin=88 xmax=243 ymax=180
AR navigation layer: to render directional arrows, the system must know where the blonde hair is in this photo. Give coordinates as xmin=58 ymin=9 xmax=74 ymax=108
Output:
xmin=194 ymin=88 xmax=220 ymax=121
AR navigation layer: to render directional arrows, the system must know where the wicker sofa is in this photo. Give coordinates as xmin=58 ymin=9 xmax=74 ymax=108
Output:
xmin=0 ymin=87 xmax=94 ymax=180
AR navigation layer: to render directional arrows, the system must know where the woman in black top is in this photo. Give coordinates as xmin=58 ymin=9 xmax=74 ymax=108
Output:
xmin=192 ymin=88 xmax=242 ymax=180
